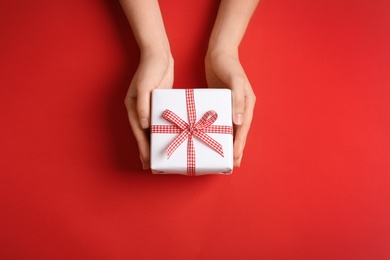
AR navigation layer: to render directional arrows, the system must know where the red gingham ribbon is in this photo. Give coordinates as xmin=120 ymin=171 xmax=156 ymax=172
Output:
xmin=151 ymin=89 xmax=233 ymax=176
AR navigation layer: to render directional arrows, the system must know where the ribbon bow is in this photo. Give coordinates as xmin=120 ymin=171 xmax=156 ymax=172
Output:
xmin=151 ymin=89 xmax=233 ymax=176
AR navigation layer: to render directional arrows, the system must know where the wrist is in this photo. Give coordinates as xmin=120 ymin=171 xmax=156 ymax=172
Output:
xmin=139 ymin=34 xmax=170 ymax=53
xmin=140 ymin=39 xmax=172 ymax=60
xmin=207 ymin=24 xmax=240 ymax=58
xmin=206 ymin=42 xmax=238 ymax=62
xmin=208 ymin=33 xmax=239 ymax=54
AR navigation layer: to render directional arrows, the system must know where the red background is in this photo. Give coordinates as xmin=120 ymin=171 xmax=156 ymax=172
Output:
xmin=1 ymin=0 xmax=390 ymax=259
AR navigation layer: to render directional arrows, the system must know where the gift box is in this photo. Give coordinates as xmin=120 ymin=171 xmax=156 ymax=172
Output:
xmin=150 ymin=88 xmax=233 ymax=176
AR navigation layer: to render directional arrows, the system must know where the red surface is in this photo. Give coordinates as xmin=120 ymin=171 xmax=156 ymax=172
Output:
xmin=1 ymin=0 xmax=390 ymax=259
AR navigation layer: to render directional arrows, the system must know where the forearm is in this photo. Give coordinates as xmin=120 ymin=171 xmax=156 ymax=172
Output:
xmin=208 ymin=0 xmax=260 ymax=54
xmin=119 ymin=0 xmax=170 ymax=53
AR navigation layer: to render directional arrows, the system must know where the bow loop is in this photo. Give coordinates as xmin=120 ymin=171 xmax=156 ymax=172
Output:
xmin=194 ymin=110 xmax=218 ymax=130
xmin=162 ymin=109 xmax=188 ymax=130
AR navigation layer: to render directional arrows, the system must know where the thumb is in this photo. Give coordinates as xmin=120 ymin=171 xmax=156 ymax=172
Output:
xmin=137 ymin=88 xmax=151 ymax=129
xmin=230 ymin=75 xmax=245 ymax=125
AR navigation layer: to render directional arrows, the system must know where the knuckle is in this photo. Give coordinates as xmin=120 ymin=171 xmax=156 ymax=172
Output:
xmin=124 ymin=97 xmax=130 ymax=108
xmin=246 ymin=90 xmax=256 ymax=103
xmin=124 ymin=95 xmax=136 ymax=109
xmin=251 ymin=93 xmax=257 ymax=103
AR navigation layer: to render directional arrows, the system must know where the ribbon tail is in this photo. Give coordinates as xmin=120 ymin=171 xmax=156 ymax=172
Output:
xmin=166 ymin=130 xmax=190 ymax=158
xmin=187 ymin=135 xmax=196 ymax=176
xmin=193 ymin=131 xmax=224 ymax=157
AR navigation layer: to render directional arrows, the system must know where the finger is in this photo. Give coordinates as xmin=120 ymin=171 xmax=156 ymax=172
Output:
xmin=136 ymin=85 xmax=151 ymax=129
xmin=233 ymin=90 xmax=256 ymax=167
xmin=233 ymin=128 xmax=245 ymax=167
xmin=230 ymin=75 xmax=245 ymax=126
xmin=126 ymin=97 xmax=151 ymax=170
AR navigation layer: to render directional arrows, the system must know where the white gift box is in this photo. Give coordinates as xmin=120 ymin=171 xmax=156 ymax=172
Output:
xmin=150 ymin=89 xmax=233 ymax=176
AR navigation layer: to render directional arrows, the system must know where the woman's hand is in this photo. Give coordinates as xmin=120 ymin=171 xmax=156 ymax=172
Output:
xmin=206 ymin=0 xmax=259 ymax=167
xmin=120 ymin=0 xmax=173 ymax=169
xmin=205 ymin=49 xmax=255 ymax=167
xmin=124 ymin=50 xmax=174 ymax=170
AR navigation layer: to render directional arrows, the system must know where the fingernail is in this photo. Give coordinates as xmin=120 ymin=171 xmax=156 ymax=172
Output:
xmin=142 ymin=160 xmax=150 ymax=170
xmin=140 ymin=118 xmax=149 ymax=129
xmin=140 ymin=155 xmax=150 ymax=170
xmin=139 ymin=154 xmax=145 ymax=169
xmin=234 ymin=156 xmax=241 ymax=167
xmin=139 ymin=155 xmax=145 ymax=168
xmin=235 ymin=153 xmax=243 ymax=167
xmin=235 ymin=114 xmax=243 ymax=125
